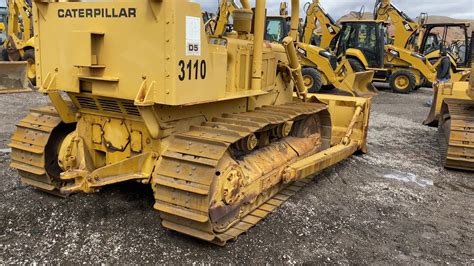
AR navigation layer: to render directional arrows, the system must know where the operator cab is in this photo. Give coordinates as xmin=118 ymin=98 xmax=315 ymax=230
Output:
xmin=335 ymin=20 xmax=386 ymax=69
xmin=265 ymin=16 xmax=290 ymax=43
xmin=265 ymin=15 xmax=305 ymax=43
xmin=419 ymin=23 xmax=471 ymax=68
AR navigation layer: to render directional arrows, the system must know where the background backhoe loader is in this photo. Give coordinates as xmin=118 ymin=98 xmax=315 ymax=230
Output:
xmin=10 ymin=0 xmax=372 ymax=245
xmin=334 ymin=19 xmax=455 ymax=94
xmin=266 ymin=2 xmax=377 ymax=97
xmin=304 ymin=0 xmax=465 ymax=94
xmin=0 ymin=0 xmax=35 ymax=93
xmin=373 ymin=0 xmax=471 ymax=84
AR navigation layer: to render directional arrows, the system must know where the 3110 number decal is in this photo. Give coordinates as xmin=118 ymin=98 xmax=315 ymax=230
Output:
xmin=178 ymin=60 xmax=207 ymax=81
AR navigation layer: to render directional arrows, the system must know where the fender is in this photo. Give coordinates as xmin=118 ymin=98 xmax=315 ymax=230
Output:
xmin=346 ymin=48 xmax=369 ymax=69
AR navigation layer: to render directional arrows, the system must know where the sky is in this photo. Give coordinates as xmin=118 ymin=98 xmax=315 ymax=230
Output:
xmin=193 ymin=0 xmax=474 ymax=20
xmin=0 ymin=0 xmax=471 ymax=20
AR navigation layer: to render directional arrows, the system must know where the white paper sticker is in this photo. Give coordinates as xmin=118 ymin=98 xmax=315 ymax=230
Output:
xmin=186 ymin=16 xmax=201 ymax=56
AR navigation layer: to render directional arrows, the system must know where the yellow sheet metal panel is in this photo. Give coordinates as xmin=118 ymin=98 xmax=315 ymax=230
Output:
xmin=35 ymin=1 xmax=229 ymax=105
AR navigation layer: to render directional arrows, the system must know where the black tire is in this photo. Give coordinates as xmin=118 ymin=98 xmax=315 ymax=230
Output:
xmin=22 ymin=49 xmax=36 ymax=86
xmin=347 ymin=58 xmax=365 ymax=72
xmin=1 ymin=47 xmax=8 ymax=61
xmin=389 ymin=70 xmax=417 ymax=94
xmin=302 ymin=67 xmax=322 ymax=93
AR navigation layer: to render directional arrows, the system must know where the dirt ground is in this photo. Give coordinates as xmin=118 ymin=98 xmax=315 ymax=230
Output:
xmin=0 ymin=86 xmax=472 ymax=264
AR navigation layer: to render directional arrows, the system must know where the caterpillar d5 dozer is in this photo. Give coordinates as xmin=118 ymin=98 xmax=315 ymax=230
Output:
xmin=10 ymin=0 xmax=372 ymax=245
xmin=424 ymin=33 xmax=473 ymax=170
xmin=265 ymin=1 xmax=377 ymax=97
xmin=0 ymin=0 xmax=35 ymax=93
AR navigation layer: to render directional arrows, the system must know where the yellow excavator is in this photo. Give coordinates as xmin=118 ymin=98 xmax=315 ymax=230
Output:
xmin=425 ymin=33 xmax=473 ymax=171
xmin=373 ymin=0 xmax=471 ymax=82
xmin=11 ymin=0 xmax=372 ymax=245
xmin=265 ymin=1 xmax=377 ymax=96
xmin=0 ymin=0 xmax=35 ymax=93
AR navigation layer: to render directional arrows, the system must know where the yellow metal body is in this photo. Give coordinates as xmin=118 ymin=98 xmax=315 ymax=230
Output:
xmin=338 ymin=19 xmax=465 ymax=93
xmin=424 ymin=41 xmax=474 ymax=171
xmin=374 ymin=0 xmax=471 ymax=82
xmin=302 ymin=3 xmax=431 ymax=94
xmin=297 ymin=43 xmax=377 ymax=97
xmin=10 ymin=0 xmax=372 ymax=245
xmin=0 ymin=0 xmax=35 ymax=92
xmin=266 ymin=11 xmax=376 ymax=96
xmin=301 ymin=0 xmax=340 ymax=49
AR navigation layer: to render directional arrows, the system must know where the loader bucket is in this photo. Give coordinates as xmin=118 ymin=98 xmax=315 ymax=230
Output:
xmin=337 ymin=70 xmax=378 ymax=98
xmin=0 ymin=62 xmax=32 ymax=93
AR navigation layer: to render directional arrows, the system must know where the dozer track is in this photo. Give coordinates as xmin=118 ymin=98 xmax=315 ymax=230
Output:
xmin=439 ymin=99 xmax=474 ymax=171
xmin=9 ymin=106 xmax=74 ymax=195
xmin=152 ymin=102 xmax=330 ymax=245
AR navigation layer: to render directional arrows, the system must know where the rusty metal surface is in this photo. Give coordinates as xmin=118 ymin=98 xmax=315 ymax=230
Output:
xmin=152 ymin=102 xmax=343 ymax=245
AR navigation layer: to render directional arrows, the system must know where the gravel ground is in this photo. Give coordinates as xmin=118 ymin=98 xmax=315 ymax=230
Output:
xmin=0 ymin=87 xmax=473 ymax=264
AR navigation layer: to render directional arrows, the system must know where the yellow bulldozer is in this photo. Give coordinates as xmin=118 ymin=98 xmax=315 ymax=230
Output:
xmin=424 ymin=33 xmax=473 ymax=171
xmin=10 ymin=0 xmax=372 ymax=245
xmin=265 ymin=1 xmax=377 ymax=96
xmin=0 ymin=0 xmax=35 ymax=93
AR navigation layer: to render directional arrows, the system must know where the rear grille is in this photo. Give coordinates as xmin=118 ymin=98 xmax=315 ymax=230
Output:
xmin=72 ymin=95 xmax=140 ymax=117
xmin=76 ymin=96 xmax=99 ymax=110
xmin=122 ymin=102 xmax=141 ymax=116
xmin=98 ymin=99 xmax=122 ymax=113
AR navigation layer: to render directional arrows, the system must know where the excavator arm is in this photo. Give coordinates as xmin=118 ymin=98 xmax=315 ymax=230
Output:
xmin=374 ymin=0 xmax=420 ymax=48
xmin=210 ymin=0 xmax=251 ymax=37
xmin=301 ymin=0 xmax=340 ymax=49
xmin=0 ymin=0 xmax=34 ymax=92
xmin=5 ymin=0 xmax=33 ymax=50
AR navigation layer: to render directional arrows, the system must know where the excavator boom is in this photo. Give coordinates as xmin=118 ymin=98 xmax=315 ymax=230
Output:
xmin=373 ymin=0 xmax=419 ymax=48
xmin=301 ymin=0 xmax=340 ymax=49
xmin=0 ymin=0 xmax=34 ymax=92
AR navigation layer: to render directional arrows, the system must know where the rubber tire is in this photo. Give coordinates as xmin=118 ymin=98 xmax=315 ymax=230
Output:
xmin=347 ymin=58 xmax=365 ymax=72
xmin=1 ymin=47 xmax=8 ymax=61
xmin=302 ymin=67 xmax=322 ymax=93
xmin=22 ymin=49 xmax=36 ymax=86
xmin=389 ymin=70 xmax=417 ymax=94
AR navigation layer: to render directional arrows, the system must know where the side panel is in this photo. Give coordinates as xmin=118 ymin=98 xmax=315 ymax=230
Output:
xmin=34 ymin=0 xmax=228 ymax=105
